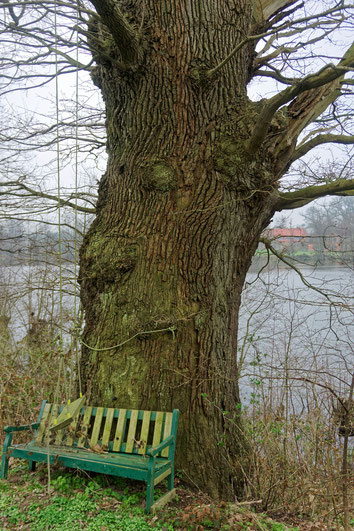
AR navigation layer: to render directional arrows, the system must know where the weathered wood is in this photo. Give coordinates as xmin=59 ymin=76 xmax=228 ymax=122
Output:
xmin=161 ymin=413 xmax=173 ymax=458
xmin=2 ymin=401 xmax=179 ymax=514
xmin=101 ymin=408 xmax=115 ymax=448
xmin=49 ymin=404 xmax=59 ymax=435
xmin=49 ymin=396 xmax=85 ymax=432
xmin=77 ymin=406 xmax=92 ymax=448
xmin=65 ymin=413 xmax=80 ymax=446
xmin=139 ymin=410 xmax=151 ymax=454
xmin=154 ymin=467 xmax=172 ymax=486
xmin=150 ymin=488 xmax=176 ymax=512
xmin=55 ymin=422 xmax=65 ymax=446
xmin=35 ymin=403 xmax=51 ymax=443
xmin=90 ymin=406 xmax=104 ymax=447
xmin=113 ymin=408 xmax=126 ymax=451
xmin=126 ymin=409 xmax=139 ymax=453
xmin=152 ymin=412 xmax=164 ymax=447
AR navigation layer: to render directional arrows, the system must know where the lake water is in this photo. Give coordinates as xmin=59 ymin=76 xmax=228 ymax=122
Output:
xmin=239 ymin=265 xmax=353 ymax=409
xmin=0 ymin=262 xmax=78 ymax=344
xmin=1 ymin=262 xmax=352 ymax=408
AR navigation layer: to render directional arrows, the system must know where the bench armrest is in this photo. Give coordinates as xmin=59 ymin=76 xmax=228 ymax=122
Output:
xmin=146 ymin=435 xmax=175 ymax=457
xmin=4 ymin=422 xmax=40 ymax=433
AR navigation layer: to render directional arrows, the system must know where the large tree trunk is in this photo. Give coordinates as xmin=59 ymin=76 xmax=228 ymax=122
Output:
xmin=79 ymin=0 xmax=277 ymax=499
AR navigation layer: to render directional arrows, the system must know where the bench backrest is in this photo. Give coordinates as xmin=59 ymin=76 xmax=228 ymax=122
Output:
xmin=34 ymin=402 xmax=179 ymax=458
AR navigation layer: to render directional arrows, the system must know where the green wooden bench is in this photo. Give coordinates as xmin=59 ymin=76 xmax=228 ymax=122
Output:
xmin=1 ymin=401 xmax=179 ymax=513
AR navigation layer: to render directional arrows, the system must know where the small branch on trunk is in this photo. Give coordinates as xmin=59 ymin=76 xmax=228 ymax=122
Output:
xmin=246 ymin=42 xmax=354 ymax=154
xmin=206 ymin=34 xmax=262 ymax=78
xmin=79 ymin=325 xmax=177 ymax=353
xmin=205 ymin=10 xmax=305 ymax=80
xmin=206 ymin=6 xmax=307 ymax=80
xmin=89 ymin=0 xmax=144 ymax=66
xmin=274 ymin=178 xmax=354 ymax=211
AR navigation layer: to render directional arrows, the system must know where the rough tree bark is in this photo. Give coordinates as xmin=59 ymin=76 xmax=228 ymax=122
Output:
xmin=78 ymin=0 xmax=354 ymax=498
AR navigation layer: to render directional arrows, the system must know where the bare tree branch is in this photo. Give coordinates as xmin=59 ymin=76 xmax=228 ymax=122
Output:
xmin=291 ymin=134 xmax=354 ymax=162
xmin=0 ymin=178 xmax=96 ymax=214
xmin=247 ymin=42 xmax=354 ymax=154
xmin=274 ymin=178 xmax=354 ymax=211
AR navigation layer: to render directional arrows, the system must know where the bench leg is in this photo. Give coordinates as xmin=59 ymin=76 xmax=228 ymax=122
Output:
xmin=1 ymin=453 xmax=9 ymax=479
xmin=146 ymin=476 xmax=154 ymax=513
xmin=150 ymin=488 xmax=176 ymax=513
xmin=149 ymin=467 xmax=176 ymax=513
xmin=1 ymin=433 xmax=13 ymax=480
xmin=146 ymin=457 xmax=156 ymax=514
xmin=168 ymin=465 xmax=174 ymax=490
xmin=28 ymin=461 xmax=36 ymax=472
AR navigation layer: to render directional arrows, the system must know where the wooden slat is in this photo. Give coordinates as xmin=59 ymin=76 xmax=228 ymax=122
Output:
xmin=152 ymin=412 xmax=164 ymax=447
xmin=113 ymin=409 xmax=126 ymax=451
xmin=77 ymin=406 xmax=92 ymax=448
xmin=138 ymin=411 xmax=151 ymax=454
xmin=125 ymin=410 xmax=139 ymax=453
xmin=34 ymin=405 xmax=175 ymax=456
xmin=49 ymin=396 xmax=85 ymax=432
xmin=35 ymin=403 xmax=52 ymax=443
xmin=65 ymin=414 xmax=80 ymax=447
xmin=43 ymin=404 xmax=58 ymax=445
xmin=55 ymin=423 xmax=65 ymax=446
xmin=90 ymin=407 xmax=104 ymax=447
xmin=151 ymin=489 xmax=176 ymax=512
xmin=101 ymin=408 xmax=115 ymax=449
xmin=154 ymin=467 xmax=172 ymax=486
xmin=48 ymin=404 xmax=59 ymax=434
xmin=161 ymin=412 xmax=173 ymax=457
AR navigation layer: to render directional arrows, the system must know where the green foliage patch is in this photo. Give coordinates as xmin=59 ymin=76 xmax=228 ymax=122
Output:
xmin=0 ymin=467 xmax=171 ymax=531
xmin=0 ymin=465 xmax=329 ymax=530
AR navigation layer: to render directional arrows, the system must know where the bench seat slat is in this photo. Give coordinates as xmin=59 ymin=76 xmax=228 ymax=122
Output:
xmin=14 ymin=443 xmax=168 ymax=467
xmin=8 ymin=443 xmax=171 ymax=480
